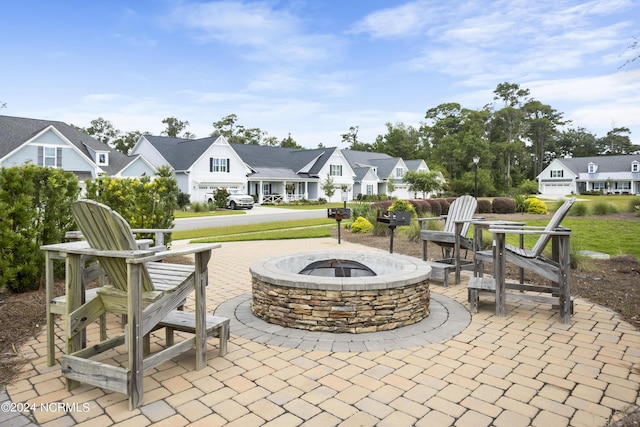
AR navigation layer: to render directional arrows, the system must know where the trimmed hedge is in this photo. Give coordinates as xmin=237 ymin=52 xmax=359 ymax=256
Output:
xmin=477 ymin=199 xmax=492 ymax=213
xmin=0 ymin=165 xmax=80 ymax=292
xmin=492 ymin=197 xmax=517 ymax=214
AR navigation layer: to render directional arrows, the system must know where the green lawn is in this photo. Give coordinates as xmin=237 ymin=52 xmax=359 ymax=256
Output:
xmin=494 ymin=218 xmax=640 ymax=259
xmin=171 ymin=195 xmax=640 ymax=259
xmin=172 ymin=218 xmax=335 ymax=241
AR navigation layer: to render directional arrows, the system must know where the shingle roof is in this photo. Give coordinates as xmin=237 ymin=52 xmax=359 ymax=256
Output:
xmin=341 ymin=149 xmax=402 ymax=179
xmin=143 ymin=135 xmax=220 ymax=171
xmin=558 ymin=155 xmax=640 ymax=174
xmin=231 ymin=143 xmax=333 ymax=177
xmin=0 ymin=115 xmax=135 ymax=175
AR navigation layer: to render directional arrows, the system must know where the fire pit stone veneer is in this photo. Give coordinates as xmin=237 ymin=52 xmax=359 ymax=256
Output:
xmin=250 ymin=251 xmax=431 ymax=333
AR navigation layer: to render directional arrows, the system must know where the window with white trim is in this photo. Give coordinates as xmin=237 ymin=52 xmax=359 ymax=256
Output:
xmin=632 ymin=161 xmax=639 ymax=173
xmin=330 ymin=164 xmax=342 ymax=176
xmin=593 ymin=182 xmax=605 ymax=190
xmin=366 ymin=184 xmax=374 ymax=195
xmin=618 ymin=182 xmax=631 ymax=190
xmin=395 ymin=167 xmax=403 ymax=178
xmin=550 ymin=169 xmax=563 ymax=178
xmin=588 ymin=162 xmax=597 ymax=173
xmin=44 ymin=147 xmax=57 ymax=167
xmin=96 ymin=152 xmax=108 ymax=166
xmin=210 ymin=158 xmax=229 ymax=172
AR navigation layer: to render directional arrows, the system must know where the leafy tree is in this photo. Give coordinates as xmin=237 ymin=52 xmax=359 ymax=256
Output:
xmin=342 ymin=126 xmax=372 ymax=151
xmin=487 ymin=82 xmax=531 ymax=194
xmin=620 ymin=35 xmax=639 ymax=68
xmin=113 ymin=130 xmax=145 ymax=155
xmin=161 ymin=117 xmax=192 ymax=138
xmin=597 ymin=127 xmax=639 ymax=154
xmin=402 ymin=170 xmax=442 ymax=198
xmin=84 ymin=117 xmax=120 ymax=146
xmin=523 ymin=99 xmax=567 ymax=178
xmin=372 ymin=122 xmax=420 ymax=159
xmin=422 ymin=104 xmax=490 ymax=182
xmin=555 ymin=127 xmax=599 ymax=158
xmin=212 ymin=114 xmax=267 ymax=144
xmin=280 ymin=133 xmax=302 ymax=148
xmin=322 ymin=174 xmax=336 ymax=202
xmin=449 ymin=168 xmax=496 ymax=197
xmin=386 ymin=175 xmax=396 ymax=196
xmin=213 ymin=188 xmax=230 ymax=209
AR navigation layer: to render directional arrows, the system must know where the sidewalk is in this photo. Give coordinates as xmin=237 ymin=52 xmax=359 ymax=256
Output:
xmin=2 ymin=237 xmax=639 ymax=426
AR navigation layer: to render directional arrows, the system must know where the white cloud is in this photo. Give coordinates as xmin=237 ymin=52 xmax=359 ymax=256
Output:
xmin=168 ymin=1 xmax=342 ymax=64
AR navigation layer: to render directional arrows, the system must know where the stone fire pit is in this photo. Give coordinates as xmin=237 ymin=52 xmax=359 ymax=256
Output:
xmin=250 ymin=251 xmax=431 ymax=333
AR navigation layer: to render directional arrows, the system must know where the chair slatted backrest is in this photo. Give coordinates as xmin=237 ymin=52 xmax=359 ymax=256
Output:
xmin=442 ymin=195 xmax=478 ymax=236
xmin=71 ymin=200 xmax=154 ymax=292
xmin=530 ymin=197 xmax=576 ymax=257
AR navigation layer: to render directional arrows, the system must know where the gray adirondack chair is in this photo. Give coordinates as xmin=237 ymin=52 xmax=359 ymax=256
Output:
xmin=418 ymin=195 xmax=478 ymax=285
xmin=54 ymin=200 xmax=227 ymax=409
xmin=469 ymin=197 xmax=576 ymax=323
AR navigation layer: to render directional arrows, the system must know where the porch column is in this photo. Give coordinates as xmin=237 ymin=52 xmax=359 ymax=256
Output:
xmin=259 ymin=180 xmax=263 ymax=204
xmin=284 ymin=181 xmax=289 ymax=203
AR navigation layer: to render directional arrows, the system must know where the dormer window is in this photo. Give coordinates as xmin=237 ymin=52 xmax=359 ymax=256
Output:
xmin=96 ymin=152 xmax=109 ymax=166
xmin=632 ymin=161 xmax=640 ymax=173
xmin=588 ymin=162 xmax=597 ymax=174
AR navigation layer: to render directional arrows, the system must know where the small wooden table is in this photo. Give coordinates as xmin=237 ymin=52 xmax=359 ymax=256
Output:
xmin=468 ymin=220 xmax=524 ymax=317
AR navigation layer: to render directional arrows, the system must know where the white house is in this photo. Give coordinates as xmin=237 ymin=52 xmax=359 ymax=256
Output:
xmin=0 ymin=115 xmax=156 ymax=190
xmin=537 ymin=154 xmax=640 ymax=195
xmin=342 ymin=150 xmax=433 ymax=199
xmin=131 ymin=135 xmax=254 ymax=202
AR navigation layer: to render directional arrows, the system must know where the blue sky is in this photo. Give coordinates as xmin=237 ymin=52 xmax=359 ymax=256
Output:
xmin=2 ymin=0 xmax=639 ymax=149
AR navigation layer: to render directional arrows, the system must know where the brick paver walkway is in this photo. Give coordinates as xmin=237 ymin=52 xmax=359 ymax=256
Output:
xmin=1 ymin=238 xmax=639 ymax=426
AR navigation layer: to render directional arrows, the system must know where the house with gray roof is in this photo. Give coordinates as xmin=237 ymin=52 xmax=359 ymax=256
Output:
xmin=537 ymin=154 xmax=640 ymax=195
xmin=342 ymin=150 xmax=433 ymax=199
xmin=0 ymin=115 xmax=156 ymax=188
xmin=131 ymin=135 xmax=357 ymax=203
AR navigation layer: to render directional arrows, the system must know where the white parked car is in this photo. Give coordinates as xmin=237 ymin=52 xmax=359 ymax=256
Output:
xmin=226 ymin=189 xmax=254 ymax=210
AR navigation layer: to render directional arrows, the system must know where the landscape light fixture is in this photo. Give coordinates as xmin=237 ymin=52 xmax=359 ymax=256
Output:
xmin=473 ymin=155 xmax=480 ymax=198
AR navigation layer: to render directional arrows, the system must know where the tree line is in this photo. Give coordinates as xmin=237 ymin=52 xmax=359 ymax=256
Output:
xmin=74 ymin=81 xmax=637 ymax=197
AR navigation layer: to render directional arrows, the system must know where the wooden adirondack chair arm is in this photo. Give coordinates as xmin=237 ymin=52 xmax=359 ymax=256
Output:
xmin=129 ymin=243 xmax=222 ymax=264
xmin=488 ymin=226 xmax=571 ymax=236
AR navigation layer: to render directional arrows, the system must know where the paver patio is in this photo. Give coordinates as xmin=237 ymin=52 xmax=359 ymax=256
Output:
xmin=1 ymin=237 xmax=639 ymax=426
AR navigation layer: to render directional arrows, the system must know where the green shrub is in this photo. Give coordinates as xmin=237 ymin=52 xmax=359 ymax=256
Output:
xmin=439 ymin=199 xmax=451 ymax=215
xmin=513 ymin=195 xmax=527 ymax=213
xmin=0 ymin=165 xmax=80 ymax=292
xmin=389 ymin=199 xmax=417 ymax=217
xmin=214 ymin=188 xmax=229 ymax=209
xmin=492 ymin=197 xmax=517 ymax=214
xmin=569 ymin=202 xmax=589 ymax=216
xmin=592 ymin=201 xmax=618 ymax=215
xmin=477 ymin=199 xmax=492 ymax=214
xmin=526 ymin=197 xmax=548 ymax=214
xmin=516 ymin=179 xmax=539 ymax=196
xmin=403 ymin=219 xmax=423 ymax=242
xmin=371 ymin=200 xmax=393 ymax=213
xmin=426 ymin=199 xmax=443 ymax=216
xmin=85 ymin=165 xmax=179 ymax=245
xmin=190 ymin=202 xmax=209 ymax=213
xmin=177 ymin=191 xmax=191 ymax=210
xmin=351 ymin=216 xmax=373 ymax=234
xmin=409 ymin=199 xmax=431 ymax=216
xmin=627 ymin=196 xmax=640 ymax=214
